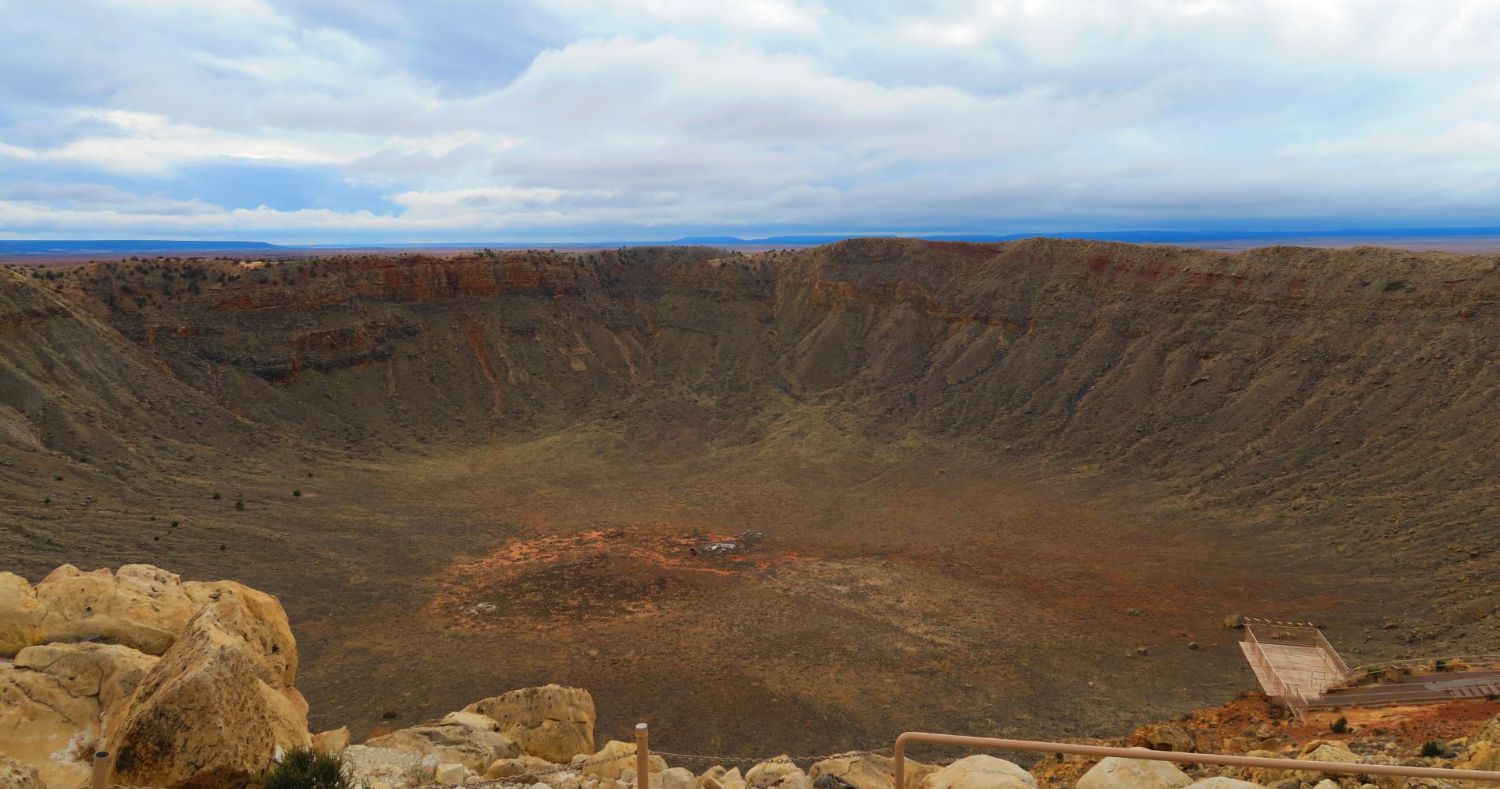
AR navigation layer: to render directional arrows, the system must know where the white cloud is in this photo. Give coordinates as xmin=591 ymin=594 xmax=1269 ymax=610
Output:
xmin=0 ymin=110 xmax=369 ymax=175
xmin=2 ymin=0 xmax=1500 ymax=241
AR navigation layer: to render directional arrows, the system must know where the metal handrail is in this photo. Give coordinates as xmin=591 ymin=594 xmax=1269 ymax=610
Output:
xmin=890 ymin=732 xmax=1500 ymax=788
xmin=1344 ymin=654 xmax=1500 ymax=679
xmin=1244 ymin=627 xmax=1311 ymax=718
xmin=1314 ymin=628 xmax=1350 ymax=675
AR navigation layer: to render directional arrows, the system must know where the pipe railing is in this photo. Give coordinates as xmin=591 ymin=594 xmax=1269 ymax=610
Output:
xmin=1313 ymin=628 xmax=1351 ymax=675
xmin=1344 ymin=654 xmax=1500 ymax=680
xmin=891 ymin=732 xmax=1500 ymax=789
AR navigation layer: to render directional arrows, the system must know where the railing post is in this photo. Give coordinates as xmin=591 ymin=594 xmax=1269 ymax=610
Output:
xmin=893 ymin=733 xmax=908 ymax=789
xmin=636 ymin=723 xmax=650 ymax=789
xmin=91 ymin=751 xmax=110 ymax=789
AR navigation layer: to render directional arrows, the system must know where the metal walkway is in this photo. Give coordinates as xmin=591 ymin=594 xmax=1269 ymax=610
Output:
xmin=1240 ymin=619 xmax=1500 ymax=717
xmin=1239 ymin=619 xmax=1348 ymax=718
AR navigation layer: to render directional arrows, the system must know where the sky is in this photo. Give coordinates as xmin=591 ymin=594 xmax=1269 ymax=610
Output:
xmin=2 ymin=0 xmax=1499 ymax=243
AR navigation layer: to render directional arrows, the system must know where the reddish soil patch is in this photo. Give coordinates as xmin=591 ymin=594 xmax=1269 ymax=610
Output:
xmin=431 ymin=527 xmax=799 ymax=632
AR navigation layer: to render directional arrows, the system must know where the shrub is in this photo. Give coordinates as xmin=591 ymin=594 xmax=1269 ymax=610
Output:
xmin=256 ymin=746 xmax=358 ymax=789
xmin=293 ymin=489 xmax=302 ymax=497
xmin=1330 ymin=716 xmax=1347 ymax=734
xmin=235 ymin=495 xmax=245 ymax=511
xmin=1421 ymin=740 xmax=1445 ymax=758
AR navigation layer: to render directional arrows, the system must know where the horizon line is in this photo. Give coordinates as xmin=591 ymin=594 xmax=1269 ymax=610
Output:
xmin=9 ymin=225 xmax=1500 ymax=252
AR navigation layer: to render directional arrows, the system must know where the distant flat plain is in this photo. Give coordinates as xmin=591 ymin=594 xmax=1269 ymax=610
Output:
xmin=8 ymin=233 xmax=1500 ymax=266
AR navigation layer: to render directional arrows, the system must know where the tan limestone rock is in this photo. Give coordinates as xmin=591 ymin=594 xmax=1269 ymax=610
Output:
xmin=1075 ymin=756 xmax=1192 ymax=789
xmin=313 ymin=727 xmax=353 ymax=755
xmin=576 ymin=741 xmax=666 ymax=781
xmin=464 ymin=685 xmax=596 ymax=763
xmin=920 ymin=755 xmax=1035 ymax=789
xmin=808 ymin=754 xmax=937 ymax=789
xmin=365 ymin=723 xmax=521 ymax=773
xmin=487 ymin=755 xmax=560 ymax=780
xmin=104 ymin=596 xmax=311 ymax=789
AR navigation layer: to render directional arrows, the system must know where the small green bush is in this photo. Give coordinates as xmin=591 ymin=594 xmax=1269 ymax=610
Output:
xmin=1329 ymin=716 xmax=1347 ymax=734
xmin=235 ymin=495 xmax=245 ymax=511
xmin=1420 ymin=740 xmax=1445 ymax=758
xmin=256 ymin=746 xmax=358 ymax=789
xmin=293 ymin=489 xmax=302 ymax=497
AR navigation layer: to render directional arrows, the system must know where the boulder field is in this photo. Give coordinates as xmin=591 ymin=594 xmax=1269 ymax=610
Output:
xmin=4 ymin=564 xmax=1500 ymax=789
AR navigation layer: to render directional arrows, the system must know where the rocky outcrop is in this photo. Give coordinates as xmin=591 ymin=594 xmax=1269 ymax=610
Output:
xmin=745 ymin=757 xmax=809 ymax=789
xmin=365 ymin=719 xmax=521 ymax=773
xmin=343 ymin=744 xmax=431 ymax=788
xmin=0 ymin=756 xmax=44 ymax=789
xmin=699 ymin=765 xmax=744 ymax=789
xmin=1291 ymin=740 xmax=1363 ymax=784
xmin=486 ymin=754 xmax=559 ymax=779
xmin=1459 ymin=715 xmax=1500 ymax=771
xmin=314 ymin=726 xmax=352 ymax=755
xmin=920 ymin=755 xmax=1035 ymax=789
xmin=1131 ymin=723 xmax=1198 ymax=753
xmin=12 ymin=642 xmax=157 ymax=725
xmin=0 ymin=641 xmax=158 ymax=788
xmin=1075 ymin=756 xmax=1192 ymax=789
xmin=0 ymin=575 xmax=41 ymax=656
xmin=576 ymin=740 xmax=666 ymax=781
xmin=808 ymin=754 xmax=937 ymax=789
xmin=462 ymin=684 xmax=596 ymax=763
xmin=659 ymin=766 xmax=695 ymax=789
xmin=0 ymin=564 xmax=293 ymax=660
xmin=105 ymin=592 xmax=310 ymax=789
xmin=0 ymin=564 xmax=312 ymax=789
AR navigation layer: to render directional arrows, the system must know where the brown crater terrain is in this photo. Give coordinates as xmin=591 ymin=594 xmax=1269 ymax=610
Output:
xmin=433 ymin=527 xmax=786 ymax=629
xmin=1 ymin=238 xmax=1497 ymax=756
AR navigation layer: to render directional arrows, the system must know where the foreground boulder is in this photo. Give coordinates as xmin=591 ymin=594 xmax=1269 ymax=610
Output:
xmin=105 ymin=592 xmax=311 ymax=789
xmin=1131 ymin=722 xmax=1197 ymax=753
xmin=343 ymin=744 xmax=433 ymax=788
xmin=462 ymin=684 xmax=596 ymax=763
xmin=313 ymin=726 xmax=353 ymax=755
xmin=0 ymin=565 xmax=290 ymax=658
xmin=365 ymin=718 xmax=522 ymax=773
xmin=486 ymin=755 xmax=560 ymax=779
xmin=0 ymin=642 xmax=157 ymax=787
xmin=700 ymin=765 xmax=745 ymax=789
xmin=1459 ymin=715 xmax=1500 ymax=771
xmin=0 ymin=575 xmax=41 ymax=655
xmin=577 ymin=740 xmax=666 ymax=781
xmin=808 ymin=754 xmax=937 ymax=789
xmin=0 ymin=756 xmax=44 ymax=789
xmin=1290 ymin=740 xmax=1363 ymax=784
xmin=1075 ymin=756 xmax=1192 ymax=789
xmin=920 ymin=755 xmax=1035 ymax=789
xmin=745 ymin=758 xmax=809 ymax=789
xmin=12 ymin=642 xmax=157 ymax=725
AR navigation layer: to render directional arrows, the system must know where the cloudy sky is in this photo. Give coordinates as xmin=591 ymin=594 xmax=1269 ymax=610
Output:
xmin=2 ymin=0 xmax=1499 ymax=243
